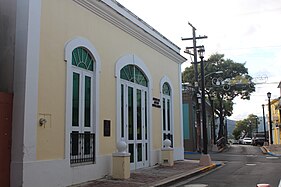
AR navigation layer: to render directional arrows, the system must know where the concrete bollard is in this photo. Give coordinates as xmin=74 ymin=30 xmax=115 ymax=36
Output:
xmin=112 ymin=140 xmax=131 ymax=179
xmin=161 ymin=139 xmax=174 ymax=166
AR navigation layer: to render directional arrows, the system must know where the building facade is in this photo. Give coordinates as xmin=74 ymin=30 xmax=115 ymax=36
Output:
xmin=269 ymin=99 xmax=281 ymax=144
xmin=182 ymin=84 xmax=197 ymax=152
xmin=0 ymin=0 xmax=186 ymax=186
xmin=182 ymin=83 xmax=213 ymax=152
xmin=269 ymin=82 xmax=281 ymax=145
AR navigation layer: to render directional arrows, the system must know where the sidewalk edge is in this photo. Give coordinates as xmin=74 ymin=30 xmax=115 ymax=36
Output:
xmin=150 ymin=163 xmax=222 ymax=187
xmin=262 ymin=146 xmax=281 ymax=157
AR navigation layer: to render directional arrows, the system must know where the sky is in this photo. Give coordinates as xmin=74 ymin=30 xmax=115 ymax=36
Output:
xmin=117 ymin=0 xmax=281 ymax=121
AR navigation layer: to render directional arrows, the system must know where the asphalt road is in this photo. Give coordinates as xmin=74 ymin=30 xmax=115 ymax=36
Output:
xmin=180 ymin=145 xmax=281 ymax=187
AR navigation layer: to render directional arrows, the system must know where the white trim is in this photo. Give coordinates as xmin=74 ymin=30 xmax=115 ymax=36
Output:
xmin=16 ymin=154 xmax=111 ymax=187
xmin=160 ymin=76 xmax=175 ymax=147
xmin=115 ymin=54 xmax=153 ymax=168
xmin=101 ymin=0 xmax=179 ymax=52
xmin=173 ymin=146 xmax=184 ymax=160
xmin=64 ymin=37 xmax=101 ymax=161
xmin=11 ymin=0 xmax=42 ymax=186
xmin=178 ymin=63 xmax=184 ymax=158
xmin=73 ymin=0 xmax=186 ymax=64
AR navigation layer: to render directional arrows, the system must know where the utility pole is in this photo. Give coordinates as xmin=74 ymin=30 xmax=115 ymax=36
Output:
xmin=182 ymin=22 xmax=207 ymax=152
xmin=256 ymin=117 xmax=258 ymax=133
xmin=225 ymin=117 xmax=228 ymax=143
xmin=267 ymin=92 xmax=273 ymax=144
xmin=262 ymin=104 xmax=267 ymax=143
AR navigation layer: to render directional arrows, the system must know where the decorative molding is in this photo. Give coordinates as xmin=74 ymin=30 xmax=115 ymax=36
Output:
xmin=73 ymin=0 xmax=186 ymax=64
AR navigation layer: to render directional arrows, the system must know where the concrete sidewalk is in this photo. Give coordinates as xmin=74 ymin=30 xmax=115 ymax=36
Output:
xmin=71 ymin=160 xmax=222 ymax=187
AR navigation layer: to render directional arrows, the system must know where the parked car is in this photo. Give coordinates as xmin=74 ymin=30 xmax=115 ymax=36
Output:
xmin=242 ymin=137 xmax=252 ymax=145
xmin=238 ymin=138 xmax=244 ymax=144
xmin=229 ymin=139 xmax=239 ymax=144
xmin=252 ymin=133 xmax=266 ymax=146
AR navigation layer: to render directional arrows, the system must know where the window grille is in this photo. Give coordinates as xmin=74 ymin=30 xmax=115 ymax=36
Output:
xmin=70 ymin=132 xmax=95 ymax=164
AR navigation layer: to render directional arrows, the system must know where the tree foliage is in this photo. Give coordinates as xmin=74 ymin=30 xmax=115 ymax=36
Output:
xmin=232 ymin=114 xmax=260 ymax=139
xmin=182 ymin=53 xmax=255 ymax=139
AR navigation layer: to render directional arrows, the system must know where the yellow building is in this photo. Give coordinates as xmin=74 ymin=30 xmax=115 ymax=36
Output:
xmin=269 ymin=98 xmax=281 ymax=145
xmin=0 ymin=0 xmax=186 ymax=186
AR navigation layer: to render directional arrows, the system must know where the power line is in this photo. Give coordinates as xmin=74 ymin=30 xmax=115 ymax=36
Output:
xmin=237 ymin=7 xmax=281 ymax=16
xmin=219 ymin=45 xmax=281 ymax=51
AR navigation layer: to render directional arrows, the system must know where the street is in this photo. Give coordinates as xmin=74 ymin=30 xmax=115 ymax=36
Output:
xmin=179 ymin=145 xmax=281 ymax=187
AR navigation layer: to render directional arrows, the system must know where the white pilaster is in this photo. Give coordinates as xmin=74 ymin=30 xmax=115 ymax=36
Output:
xmin=11 ymin=0 xmax=41 ymax=186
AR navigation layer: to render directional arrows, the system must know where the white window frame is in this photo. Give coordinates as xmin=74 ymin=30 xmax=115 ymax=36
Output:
xmin=115 ymin=54 xmax=153 ymax=168
xmin=160 ymin=76 xmax=174 ymax=147
xmin=71 ymin=68 xmax=93 ymax=132
xmin=64 ymin=37 xmax=101 ymax=163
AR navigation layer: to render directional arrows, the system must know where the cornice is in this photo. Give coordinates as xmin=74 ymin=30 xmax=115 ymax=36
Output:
xmin=73 ymin=0 xmax=186 ymax=64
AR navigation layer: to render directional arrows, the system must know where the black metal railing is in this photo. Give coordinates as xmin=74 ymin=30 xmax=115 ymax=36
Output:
xmin=70 ymin=132 xmax=95 ymax=164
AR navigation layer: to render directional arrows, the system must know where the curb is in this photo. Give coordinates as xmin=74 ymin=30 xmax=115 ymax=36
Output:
xmin=218 ymin=144 xmax=230 ymax=153
xmin=260 ymin=146 xmax=267 ymax=154
xmin=262 ymin=146 xmax=281 ymax=157
xmin=267 ymin=152 xmax=281 ymax=157
xmin=151 ymin=163 xmax=222 ymax=187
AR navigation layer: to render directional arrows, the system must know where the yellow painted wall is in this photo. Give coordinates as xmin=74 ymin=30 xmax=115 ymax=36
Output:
xmin=271 ymin=100 xmax=281 ymax=144
xmin=37 ymin=0 xmax=182 ymax=159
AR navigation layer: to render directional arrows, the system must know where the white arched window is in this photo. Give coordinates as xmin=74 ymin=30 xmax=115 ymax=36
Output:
xmin=64 ymin=37 xmax=100 ymax=165
xmin=115 ymin=54 xmax=152 ymax=170
xmin=161 ymin=77 xmax=174 ymax=147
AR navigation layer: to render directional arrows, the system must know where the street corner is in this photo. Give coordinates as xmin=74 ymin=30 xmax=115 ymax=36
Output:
xmin=267 ymin=152 xmax=281 ymax=157
xmin=151 ymin=161 xmax=223 ymax=187
xmin=262 ymin=145 xmax=281 ymax=157
xmin=199 ymin=162 xmax=223 ymax=173
xmin=261 ymin=146 xmax=269 ymax=154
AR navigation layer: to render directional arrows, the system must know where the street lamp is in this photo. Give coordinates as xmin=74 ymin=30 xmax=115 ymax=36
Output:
xmin=198 ymin=47 xmax=213 ymax=166
xmin=267 ymin=92 xmax=273 ymax=144
xmin=255 ymin=116 xmax=258 ymax=133
xmin=198 ymin=47 xmax=208 ymax=154
xmin=262 ymin=104 xmax=267 ymax=143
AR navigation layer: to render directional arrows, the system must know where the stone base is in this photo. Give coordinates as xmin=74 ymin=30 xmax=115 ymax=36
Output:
xmin=112 ymin=153 xmax=130 ymax=179
xmin=199 ymin=154 xmax=213 ymax=166
xmin=161 ymin=148 xmax=174 ymax=166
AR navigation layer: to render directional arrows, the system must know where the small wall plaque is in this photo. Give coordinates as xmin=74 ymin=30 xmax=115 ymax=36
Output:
xmin=152 ymin=97 xmax=161 ymax=108
xmin=104 ymin=120 xmax=111 ymax=137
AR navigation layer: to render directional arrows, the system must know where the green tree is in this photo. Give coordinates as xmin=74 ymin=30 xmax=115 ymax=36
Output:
xmin=232 ymin=120 xmax=247 ymax=140
xmin=232 ymin=114 xmax=260 ymax=139
xmin=182 ymin=53 xmax=255 ymax=139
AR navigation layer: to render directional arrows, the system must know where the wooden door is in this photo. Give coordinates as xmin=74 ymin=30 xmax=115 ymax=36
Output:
xmin=0 ymin=92 xmax=13 ymax=187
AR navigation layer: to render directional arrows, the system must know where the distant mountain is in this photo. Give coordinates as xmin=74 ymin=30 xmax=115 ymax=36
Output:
xmin=227 ymin=119 xmax=236 ymax=137
xmin=226 ymin=117 xmax=267 ymax=138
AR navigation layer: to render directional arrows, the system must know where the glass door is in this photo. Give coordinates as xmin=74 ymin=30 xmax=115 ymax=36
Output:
xmin=123 ymin=83 xmax=149 ymax=170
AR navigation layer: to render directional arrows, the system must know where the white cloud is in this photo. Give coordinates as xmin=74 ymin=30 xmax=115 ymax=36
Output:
xmin=117 ymin=0 xmax=281 ymax=120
